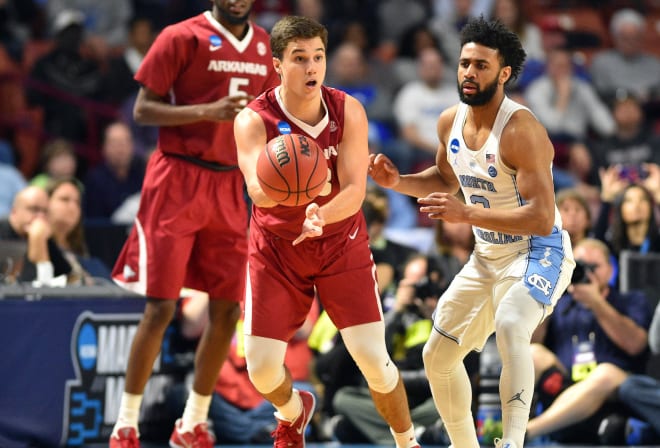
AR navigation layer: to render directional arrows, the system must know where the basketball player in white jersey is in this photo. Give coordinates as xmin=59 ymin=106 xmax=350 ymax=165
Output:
xmin=369 ymin=17 xmax=575 ymax=448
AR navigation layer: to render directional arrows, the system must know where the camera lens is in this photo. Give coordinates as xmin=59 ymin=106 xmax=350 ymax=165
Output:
xmin=571 ymin=260 xmax=595 ymax=284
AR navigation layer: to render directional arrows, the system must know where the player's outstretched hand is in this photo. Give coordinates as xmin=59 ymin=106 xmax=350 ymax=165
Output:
xmin=418 ymin=192 xmax=467 ymax=223
xmin=209 ymin=94 xmax=255 ymax=121
xmin=368 ymin=153 xmax=400 ymax=188
xmin=293 ymin=203 xmax=325 ymax=246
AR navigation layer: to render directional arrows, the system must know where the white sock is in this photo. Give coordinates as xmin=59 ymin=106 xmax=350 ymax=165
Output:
xmin=274 ymin=389 xmax=302 ymax=422
xmin=181 ymin=390 xmax=212 ymax=432
xmin=444 ymin=415 xmax=480 ymax=448
xmin=113 ymin=392 xmax=143 ymax=435
xmin=502 ymin=408 xmax=528 ymax=448
xmin=391 ymin=425 xmax=419 ymax=448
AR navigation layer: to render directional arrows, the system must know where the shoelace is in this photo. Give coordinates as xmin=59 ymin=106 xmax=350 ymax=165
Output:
xmin=271 ymin=423 xmax=297 ymax=448
xmin=193 ymin=430 xmax=215 ymax=448
xmin=116 ymin=435 xmax=139 ymax=448
xmin=115 ymin=429 xmax=139 ymax=448
xmin=184 ymin=425 xmax=214 ymax=448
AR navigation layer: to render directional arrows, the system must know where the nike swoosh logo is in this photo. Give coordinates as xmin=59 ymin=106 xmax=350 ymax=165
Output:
xmin=348 ymin=226 xmax=359 ymax=240
xmin=209 ymin=45 xmax=221 ymax=52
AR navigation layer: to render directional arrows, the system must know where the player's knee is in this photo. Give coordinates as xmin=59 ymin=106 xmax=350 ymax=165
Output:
xmin=341 ymin=322 xmax=399 ymax=393
xmin=347 ymin=342 xmax=398 ymax=393
xmin=208 ymin=300 xmax=241 ymax=326
xmin=358 ymin=355 xmax=399 ymax=394
xmin=422 ymin=338 xmax=436 ymax=373
xmin=142 ymin=298 xmax=177 ymax=329
xmin=494 ymin=308 xmax=530 ymax=346
xmin=246 ymin=357 xmax=286 ymax=394
xmin=423 ymin=332 xmax=462 ymax=374
xmin=244 ymin=335 xmax=287 ymax=394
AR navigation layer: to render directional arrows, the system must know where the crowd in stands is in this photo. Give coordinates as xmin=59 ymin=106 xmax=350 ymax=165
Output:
xmin=2 ymin=0 xmax=660 ymax=445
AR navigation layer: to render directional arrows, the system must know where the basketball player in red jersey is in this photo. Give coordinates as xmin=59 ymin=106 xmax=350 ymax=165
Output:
xmin=109 ymin=1 xmax=279 ymax=447
xmin=234 ymin=16 xmax=421 ymax=448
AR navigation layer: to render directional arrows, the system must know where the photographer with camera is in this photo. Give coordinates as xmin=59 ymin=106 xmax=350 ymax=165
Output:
xmin=525 ymin=238 xmax=653 ymax=444
xmin=330 ymin=254 xmax=446 ymax=445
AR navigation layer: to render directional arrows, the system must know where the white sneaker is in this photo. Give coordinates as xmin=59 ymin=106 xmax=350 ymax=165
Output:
xmin=494 ymin=438 xmax=518 ymax=448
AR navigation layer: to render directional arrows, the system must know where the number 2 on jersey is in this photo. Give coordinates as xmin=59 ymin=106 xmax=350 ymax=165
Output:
xmin=470 ymin=194 xmax=490 ymax=209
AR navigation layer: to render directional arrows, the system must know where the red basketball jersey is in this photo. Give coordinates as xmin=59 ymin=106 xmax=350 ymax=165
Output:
xmin=135 ymin=12 xmax=279 ymax=165
xmin=248 ymin=85 xmax=363 ymax=240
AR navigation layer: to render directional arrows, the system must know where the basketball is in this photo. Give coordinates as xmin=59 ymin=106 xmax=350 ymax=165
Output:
xmin=257 ymin=134 xmax=327 ymax=206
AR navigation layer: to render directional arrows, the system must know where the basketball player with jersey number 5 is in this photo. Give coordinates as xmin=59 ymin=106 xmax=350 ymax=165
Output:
xmin=234 ymin=15 xmax=422 ymax=448
xmin=109 ymin=1 xmax=279 ymax=447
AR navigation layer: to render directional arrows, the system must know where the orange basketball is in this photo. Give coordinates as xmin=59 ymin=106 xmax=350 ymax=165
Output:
xmin=257 ymin=134 xmax=328 ymax=207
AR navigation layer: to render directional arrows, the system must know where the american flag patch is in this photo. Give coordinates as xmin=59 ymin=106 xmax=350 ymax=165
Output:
xmin=486 ymin=153 xmax=496 ymax=163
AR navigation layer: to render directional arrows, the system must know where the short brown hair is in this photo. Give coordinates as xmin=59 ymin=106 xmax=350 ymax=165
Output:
xmin=270 ymin=15 xmax=328 ymax=59
xmin=556 ymin=188 xmax=591 ymax=224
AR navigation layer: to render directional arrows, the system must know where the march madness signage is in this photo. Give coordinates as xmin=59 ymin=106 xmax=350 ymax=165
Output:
xmin=60 ymin=311 xmax=193 ymax=445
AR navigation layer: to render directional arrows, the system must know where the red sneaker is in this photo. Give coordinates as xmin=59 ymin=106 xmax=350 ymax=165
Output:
xmin=169 ymin=418 xmax=216 ymax=448
xmin=109 ymin=427 xmax=140 ymax=448
xmin=271 ymin=390 xmax=316 ymax=448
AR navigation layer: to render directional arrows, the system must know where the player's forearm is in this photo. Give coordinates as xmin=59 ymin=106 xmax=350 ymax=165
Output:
xmin=465 ymin=204 xmax=554 ymax=236
xmin=244 ymin=179 xmax=277 ymax=208
xmin=134 ymin=100 xmax=212 ymax=126
xmin=395 ymin=166 xmax=457 ymax=198
xmin=318 ymin=184 xmax=364 ymax=225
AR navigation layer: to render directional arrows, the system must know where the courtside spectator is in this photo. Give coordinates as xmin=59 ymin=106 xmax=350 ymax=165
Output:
xmin=83 ymin=122 xmax=145 ymax=220
xmin=0 ymin=185 xmax=72 ymax=284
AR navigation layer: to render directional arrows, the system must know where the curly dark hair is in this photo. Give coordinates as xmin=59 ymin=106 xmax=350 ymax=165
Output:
xmin=459 ymin=16 xmax=526 ymax=84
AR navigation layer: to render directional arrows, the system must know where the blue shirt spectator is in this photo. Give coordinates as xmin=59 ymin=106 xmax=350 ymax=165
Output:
xmin=0 ymin=140 xmax=27 ymax=218
xmin=546 ymin=288 xmax=652 ymax=374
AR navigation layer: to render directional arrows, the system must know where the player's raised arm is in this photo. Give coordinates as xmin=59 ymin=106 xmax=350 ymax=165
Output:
xmin=369 ymin=106 xmax=461 ymax=198
xmin=234 ymin=107 xmax=278 ymax=208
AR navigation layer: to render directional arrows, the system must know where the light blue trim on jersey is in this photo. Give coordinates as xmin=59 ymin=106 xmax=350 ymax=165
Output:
xmin=523 ymin=226 xmax=567 ymax=305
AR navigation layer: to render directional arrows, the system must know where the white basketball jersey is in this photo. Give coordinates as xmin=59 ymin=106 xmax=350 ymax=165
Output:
xmin=447 ymin=97 xmax=563 ymax=256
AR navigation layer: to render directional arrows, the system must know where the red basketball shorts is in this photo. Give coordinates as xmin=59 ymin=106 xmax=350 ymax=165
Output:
xmin=112 ymin=151 xmax=248 ymax=301
xmin=244 ymin=222 xmax=383 ymax=341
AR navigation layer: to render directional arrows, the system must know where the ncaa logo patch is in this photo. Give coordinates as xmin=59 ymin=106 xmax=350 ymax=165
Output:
xmin=209 ymin=35 xmax=222 ymax=51
xmin=257 ymin=42 xmax=267 ymax=56
xmin=449 ymin=138 xmax=460 ymax=154
xmin=77 ymin=322 xmax=97 ymax=370
xmin=277 ymin=121 xmax=291 ymax=134
xmin=488 ymin=165 xmax=498 ymax=177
